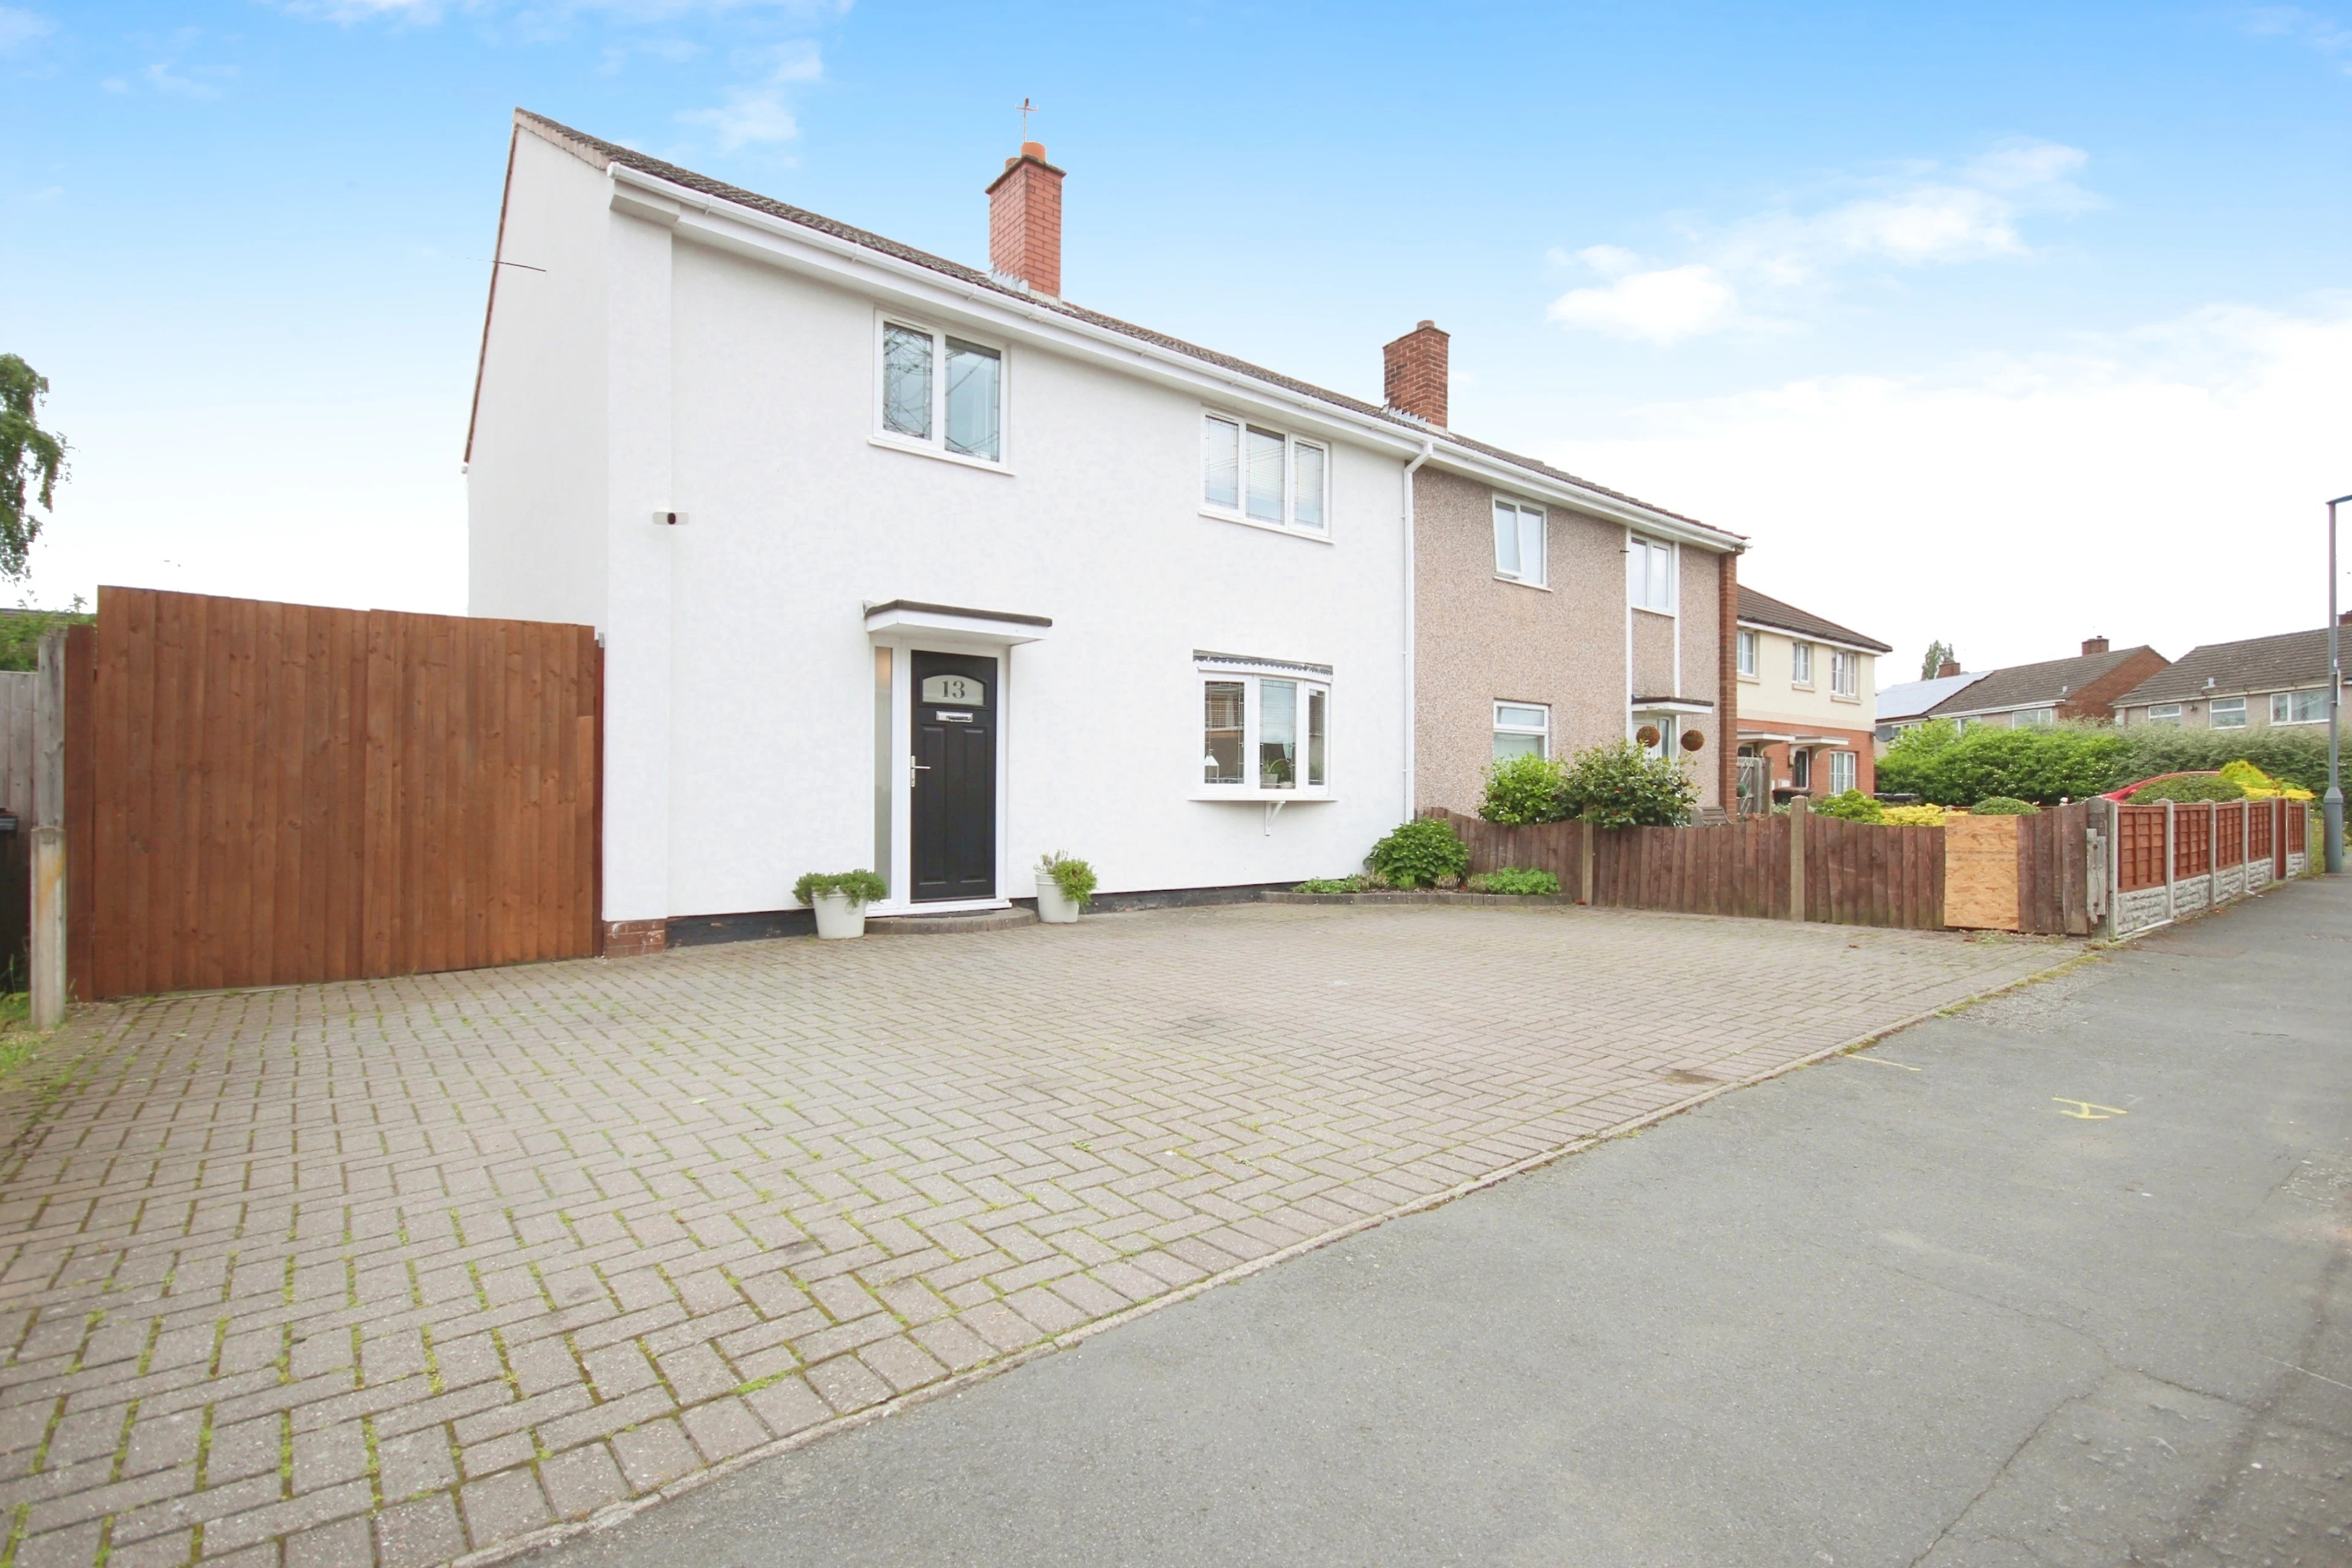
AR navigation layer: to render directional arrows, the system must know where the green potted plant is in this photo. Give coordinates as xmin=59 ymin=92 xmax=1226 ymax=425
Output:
xmin=1035 ymin=851 xmax=1096 ymax=924
xmin=794 ymin=870 xmax=887 ymax=940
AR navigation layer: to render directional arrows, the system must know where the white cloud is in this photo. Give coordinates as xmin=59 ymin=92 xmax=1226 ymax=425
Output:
xmin=1550 ymin=139 xmax=2094 ymax=341
xmin=141 ymin=58 xmax=236 ymax=98
xmin=2239 ymin=5 xmax=2352 ymax=69
xmin=679 ymin=86 xmax=796 ymax=148
xmin=1547 ymin=300 xmax=2352 ymax=672
xmin=0 ymin=5 xmax=53 ymax=51
xmin=1547 ymin=264 xmax=1738 ymax=345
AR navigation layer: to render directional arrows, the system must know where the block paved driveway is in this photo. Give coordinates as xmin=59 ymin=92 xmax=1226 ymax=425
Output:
xmin=0 ymin=902 xmax=2078 ymax=1567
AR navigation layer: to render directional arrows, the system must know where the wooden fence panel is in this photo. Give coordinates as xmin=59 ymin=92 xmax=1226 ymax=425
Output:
xmin=1804 ymin=816 xmax=1945 ymax=929
xmin=2013 ymin=801 xmax=2091 ymax=935
xmin=2117 ymin=805 xmax=2165 ymax=891
xmin=2250 ymin=798 xmax=2274 ymax=864
xmin=67 ymin=587 xmax=599 ymax=1000
xmin=2288 ymin=800 xmax=2307 ymax=853
xmin=2174 ymin=803 xmax=2211 ymax=880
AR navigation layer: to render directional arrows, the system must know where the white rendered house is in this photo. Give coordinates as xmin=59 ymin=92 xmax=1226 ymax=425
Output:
xmin=466 ymin=111 xmax=1735 ymax=949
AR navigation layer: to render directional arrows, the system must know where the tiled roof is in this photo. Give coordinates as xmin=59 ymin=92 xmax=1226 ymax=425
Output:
xmin=513 ymin=110 xmax=1739 ymax=546
xmin=2114 ymin=626 xmax=2337 ymax=705
xmin=1927 ymin=647 xmax=2159 ymax=716
xmin=1734 ymin=586 xmax=1890 ymax=652
xmin=1875 ymin=671 xmax=1985 ymax=722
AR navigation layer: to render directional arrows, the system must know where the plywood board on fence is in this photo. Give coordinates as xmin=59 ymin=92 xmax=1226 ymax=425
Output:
xmin=1943 ymin=814 xmax=2019 ymax=930
xmin=67 ymin=586 xmax=600 ymax=1000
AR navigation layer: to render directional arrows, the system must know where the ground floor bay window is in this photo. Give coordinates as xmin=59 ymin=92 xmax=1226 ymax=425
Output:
xmin=1197 ymin=654 xmax=1331 ymax=797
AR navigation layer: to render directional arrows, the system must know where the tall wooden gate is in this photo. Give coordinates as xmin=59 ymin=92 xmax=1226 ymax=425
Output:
xmin=64 ymin=587 xmax=601 ymax=1000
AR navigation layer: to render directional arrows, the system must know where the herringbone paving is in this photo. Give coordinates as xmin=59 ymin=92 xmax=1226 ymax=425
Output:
xmin=0 ymin=902 xmax=2075 ymax=1566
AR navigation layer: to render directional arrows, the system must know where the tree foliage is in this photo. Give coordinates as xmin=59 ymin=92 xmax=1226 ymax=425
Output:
xmin=0 ymin=598 xmax=89 ymax=672
xmin=1875 ymin=721 xmax=2129 ymax=805
xmin=0 ymin=355 xmax=66 ymax=582
xmin=1919 ymin=639 xmax=1956 ymax=681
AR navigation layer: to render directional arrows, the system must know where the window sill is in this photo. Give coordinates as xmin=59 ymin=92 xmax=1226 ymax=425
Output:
xmin=1494 ymin=575 xmax=1553 ymax=592
xmin=1736 ymin=672 xmax=1758 ymax=683
xmin=1631 ymin=605 xmax=1678 ymax=619
xmin=869 ymin=434 xmax=1014 ymax=476
xmin=1790 ymin=682 xmax=1815 ymax=692
xmin=1198 ymin=508 xmax=1333 ymax=544
xmin=1191 ymin=791 xmax=1336 ymax=803
xmin=1831 ymin=693 xmax=1861 ymax=704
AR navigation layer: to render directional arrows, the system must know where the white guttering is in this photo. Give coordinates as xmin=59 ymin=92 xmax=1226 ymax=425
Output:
xmin=603 ymin=159 xmax=1740 ymax=554
xmin=1401 ymin=438 xmax=1433 ymax=820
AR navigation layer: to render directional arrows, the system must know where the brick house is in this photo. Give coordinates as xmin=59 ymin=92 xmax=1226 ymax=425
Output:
xmin=1728 ymin=587 xmax=1889 ymax=809
xmin=2111 ymin=617 xmax=2348 ymax=733
xmin=1922 ymin=638 xmax=2169 ymax=731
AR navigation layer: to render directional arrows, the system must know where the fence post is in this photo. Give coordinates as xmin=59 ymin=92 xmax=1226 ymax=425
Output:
xmin=2206 ymin=801 xmax=2218 ymax=908
xmin=30 ymin=628 xmax=66 ymax=1030
xmin=2163 ymin=800 xmax=2176 ymax=921
xmin=2240 ymin=798 xmax=2250 ymax=897
xmin=1788 ymin=797 xmax=1809 ymax=921
xmin=1578 ymin=821 xmax=1594 ymax=907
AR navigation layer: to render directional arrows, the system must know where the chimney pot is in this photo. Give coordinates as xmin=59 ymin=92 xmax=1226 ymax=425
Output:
xmin=2081 ymin=635 xmax=2109 ymax=656
xmin=986 ymin=142 xmax=1066 ymax=298
xmin=1937 ymin=659 xmax=1961 ymax=679
xmin=1382 ymin=320 xmax=1450 ymax=427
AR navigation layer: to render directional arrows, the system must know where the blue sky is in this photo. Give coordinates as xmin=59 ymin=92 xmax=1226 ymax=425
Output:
xmin=7 ymin=0 xmax=2349 ymax=675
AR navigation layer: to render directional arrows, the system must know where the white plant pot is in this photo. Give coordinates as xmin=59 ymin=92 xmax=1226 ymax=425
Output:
xmin=812 ymin=892 xmax=866 ymax=940
xmin=1035 ymin=872 xmax=1081 ymax=924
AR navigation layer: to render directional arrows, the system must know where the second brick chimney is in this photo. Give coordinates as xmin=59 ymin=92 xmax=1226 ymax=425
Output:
xmin=987 ymin=141 xmax=1065 ymax=298
xmin=1937 ymin=658 xmax=1961 ymax=679
xmin=2082 ymin=635 xmax=2110 ymax=656
xmin=1383 ymin=320 xmax=1449 ymax=427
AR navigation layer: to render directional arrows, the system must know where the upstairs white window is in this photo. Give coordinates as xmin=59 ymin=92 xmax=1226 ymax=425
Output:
xmin=1494 ymin=500 xmax=1547 ymax=586
xmin=2272 ymin=689 xmax=2326 ymax=725
xmin=1200 ymin=668 xmax=1329 ymax=793
xmin=2211 ymin=696 xmax=2247 ymax=729
xmin=1629 ymin=537 xmax=1675 ymax=612
xmin=880 ymin=320 xmax=1004 ymax=463
xmin=1493 ymin=702 xmax=1550 ymax=760
xmin=1736 ymin=629 xmax=1758 ymax=677
xmin=1830 ymin=649 xmax=1860 ymax=698
xmin=1202 ymin=415 xmax=1327 ymax=533
xmin=1790 ymin=641 xmax=1814 ymax=686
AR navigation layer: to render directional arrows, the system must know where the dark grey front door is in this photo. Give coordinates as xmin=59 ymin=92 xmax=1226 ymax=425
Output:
xmin=911 ymin=651 xmax=996 ymax=902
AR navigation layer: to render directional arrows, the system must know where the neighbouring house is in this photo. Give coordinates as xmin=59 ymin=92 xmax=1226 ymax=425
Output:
xmin=2111 ymin=616 xmax=2349 ymax=733
xmin=1727 ymin=587 xmax=1889 ymax=810
xmin=1920 ymin=637 xmax=2169 ymax=733
xmin=1874 ymin=662 xmax=1986 ymax=751
xmin=467 ymin=112 xmax=1743 ymax=950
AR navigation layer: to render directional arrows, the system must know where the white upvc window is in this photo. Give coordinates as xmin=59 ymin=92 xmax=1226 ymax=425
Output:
xmin=1827 ymin=750 xmax=1858 ymax=794
xmin=1790 ymin=641 xmax=1815 ymax=687
xmin=2013 ymin=706 xmax=2054 ymax=728
xmin=1629 ymin=535 xmax=1676 ymax=612
xmin=1201 ymin=414 xmax=1328 ymax=534
xmin=1830 ymin=649 xmax=1860 ymax=698
xmin=1493 ymin=702 xmax=1550 ymax=760
xmin=1201 ymin=671 xmax=1330 ymax=793
xmin=2210 ymin=696 xmax=2247 ymax=729
xmin=1736 ymin=629 xmax=1758 ymax=678
xmin=878 ymin=318 xmax=1006 ymax=464
xmin=1493 ymin=499 xmax=1547 ymax=586
xmin=2271 ymin=688 xmax=2326 ymax=725
xmin=2147 ymin=703 xmax=2182 ymax=726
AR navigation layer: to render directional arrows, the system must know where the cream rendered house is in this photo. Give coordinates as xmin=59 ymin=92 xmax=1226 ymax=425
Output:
xmin=1731 ymin=587 xmax=1888 ymax=810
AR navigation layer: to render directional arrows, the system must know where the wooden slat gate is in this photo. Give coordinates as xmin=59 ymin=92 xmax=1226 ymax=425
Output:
xmin=63 ymin=587 xmax=601 ymax=1000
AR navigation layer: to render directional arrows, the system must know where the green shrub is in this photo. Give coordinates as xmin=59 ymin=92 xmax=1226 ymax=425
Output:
xmin=0 ymin=600 xmax=89 ymax=673
xmin=1480 ymin=754 xmax=1570 ymax=824
xmin=1469 ymin=867 xmax=1561 ymax=896
xmin=1037 ymin=851 xmax=1098 ymax=905
xmin=1558 ymin=740 xmax=1698 ymax=829
xmin=2116 ymin=726 xmax=2331 ymax=794
xmin=1367 ymin=818 xmax=1471 ymax=889
xmin=1969 ymin=797 xmax=2041 ymax=816
xmin=1812 ymin=790 xmax=1885 ymax=823
xmin=1875 ymin=720 xmax=2128 ymax=805
xmin=2125 ymin=774 xmax=2245 ymax=804
xmin=794 ymin=869 xmax=888 ymax=905
xmin=1294 ymin=876 xmax=1365 ymax=894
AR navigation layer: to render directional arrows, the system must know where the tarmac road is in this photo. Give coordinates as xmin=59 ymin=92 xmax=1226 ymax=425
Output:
xmin=522 ymin=876 xmax=2352 ymax=1567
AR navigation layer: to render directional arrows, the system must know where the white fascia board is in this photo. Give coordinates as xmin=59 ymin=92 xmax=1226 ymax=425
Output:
xmin=612 ymin=165 xmax=1420 ymax=459
xmin=863 ymin=604 xmax=1046 ymax=646
xmin=608 ymin=162 xmax=1743 ymax=551
xmin=1735 ymin=619 xmax=1887 ymax=657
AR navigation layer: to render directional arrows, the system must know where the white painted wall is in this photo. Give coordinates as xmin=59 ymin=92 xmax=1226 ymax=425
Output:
xmin=472 ymin=145 xmax=1412 ymax=920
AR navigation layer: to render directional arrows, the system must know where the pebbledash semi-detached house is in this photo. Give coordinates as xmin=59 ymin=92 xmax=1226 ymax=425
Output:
xmin=467 ymin=111 xmax=1744 ymax=952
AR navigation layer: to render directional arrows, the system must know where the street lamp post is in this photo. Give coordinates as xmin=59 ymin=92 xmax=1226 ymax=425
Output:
xmin=2328 ymin=494 xmax=2350 ymax=875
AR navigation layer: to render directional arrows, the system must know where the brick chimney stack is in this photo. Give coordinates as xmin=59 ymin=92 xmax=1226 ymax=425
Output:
xmin=1383 ymin=320 xmax=1449 ymax=427
xmin=2082 ymin=635 xmax=2110 ymax=655
xmin=986 ymin=141 xmax=1065 ymax=298
xmin=1937 ymin=658 xmax=1961 ymax=679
